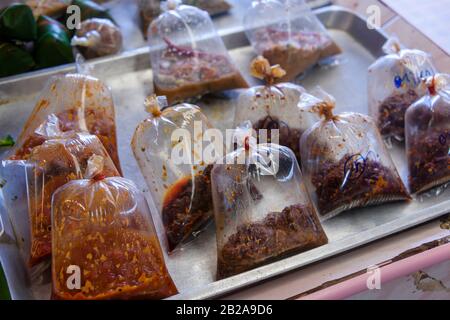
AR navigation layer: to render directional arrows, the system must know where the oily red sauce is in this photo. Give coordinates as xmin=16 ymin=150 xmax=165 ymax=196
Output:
xmin=11 ymin=108 xmax=121 ymax=174
xmin=53 ymin=224 xmax=177 ymax=300
xmin=161 ymin=165 xmax=213 ymax=252
xmin=13 ymin=134 xmax=120 ymax=266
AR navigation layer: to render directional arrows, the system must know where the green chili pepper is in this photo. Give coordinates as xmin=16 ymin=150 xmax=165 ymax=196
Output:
xmin=0 ymin=135 xmax=15 ymax=147
xmin=72 ymin=0 xmax=115 ymax=22
xmin=0 ymin=263 xmax=11 ymax=300
xmin=34 ymin=15 xmax=74 ymax=69
xmin=0 ymin=4 xmax=37 ymax=41
xmin=0 ymin=42 xmax=35 ymax=77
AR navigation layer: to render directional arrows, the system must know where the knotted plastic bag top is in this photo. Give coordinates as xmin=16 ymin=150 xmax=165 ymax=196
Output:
xmin=71 ymin=18 xmax=123 ymax=59
xmin=235 ymin=56 xmax=321 ymax=162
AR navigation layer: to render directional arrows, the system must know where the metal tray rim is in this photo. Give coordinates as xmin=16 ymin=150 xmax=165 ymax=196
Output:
xmin=1 ymin=6 xmax=447 ymax=301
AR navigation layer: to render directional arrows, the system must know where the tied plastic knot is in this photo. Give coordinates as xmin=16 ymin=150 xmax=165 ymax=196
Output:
xmin=165 ymin=0 xmax=181 ymax=11
xmin=85 ymin=155 xmax=106 ymax=181
xmin=233 ymin=121 xmax=257 ymax=152
xmin=382 ymin=37 xmax=403 ymax=55
xmin=244 ymin=136 xmax=250 ymax=151
xmin=427 ymin=76 xmax=437 ymax=96
xmin=145 ymin=95 xmax=168 ymax=118
xmin=71 ymin=30 xmax=101 ymax=48
xmin=312 ymin=101 xmax=336 ymax=121
xmin=250 ymin=56 xmax=286 ymax=85
xmin=425 ymin=74 xmax=450 ymax=97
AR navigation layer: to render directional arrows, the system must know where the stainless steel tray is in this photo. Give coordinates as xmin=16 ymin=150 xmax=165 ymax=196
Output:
xmin=1 ymin=6 xmax=449 ymax=300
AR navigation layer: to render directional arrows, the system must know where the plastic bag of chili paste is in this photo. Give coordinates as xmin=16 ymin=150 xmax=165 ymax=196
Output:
xmin=368 ymin=37 xmax=436 ymax=141
xmin=148 ymin=0 xmax=248 ymax=104
xmin=132 ymin=96 xmax=220 ymax=253
xmin=51 ymin=155 xmax=178 ymax=300
xmin=212 ymin=122 xmax=328 ymax=279
xmin=406 ymin=74 xmax=450 ymax=194
xmin=243 ymin=0 xmax=341 ymax=83
xmin=300 ymin=94 xmax=410 ymax=220
xmin=1 ymin=127 xmax=120 ymax=268
xmin=235 ymin=56 xmax=320 ymax=162
xmin=8 ymin=73 xmax=122 ymax=174
xmin=71 ymin=18 xmax=123 ymax=59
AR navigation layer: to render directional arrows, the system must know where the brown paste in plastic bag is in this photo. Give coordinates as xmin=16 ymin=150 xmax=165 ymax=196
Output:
xmin=162 ymin=165 xmax=213 ymax=252
xmin=217 ymin=203 xmax=327 ymax=279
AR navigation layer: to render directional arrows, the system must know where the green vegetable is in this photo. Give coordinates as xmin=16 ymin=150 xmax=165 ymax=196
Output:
xmin=72 ymin=0 xmax=114 ymax=22
xmin=0 ymin=42 xmax=35 ymax=77
xmin=34 ymin=15 xmax=74 ymax=69
xmin=0 ymin=263 xmax=11 ymax=300
xmin=0 ymin=4 xmax=37 ymax=41
xmin=0 ymin=135 xmax=15 ymax=147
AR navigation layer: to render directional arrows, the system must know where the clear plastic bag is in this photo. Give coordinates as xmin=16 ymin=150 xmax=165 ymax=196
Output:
xmin=71 ymin=18 xmax=123 ymax=59
xmin=1 ymin=129 xmax=120 ymax=268
xmin=139 ymin=0 xmax=231 ymax=38
xmin=234 ymin=56 xmax=320 ymax=162
xmin=406 ymin=74 xmax=450 ymax=194
xmin=148 ymin=1 xmax=248 ymax=104
xmin=8 ymin=73 xmax=121 ymax=173
xmin=51 ymin=155 xmax=177 ymax=299
xmin=300 ymin=93 xmax=410 ymax=220
xmin=244 ymin=0 xmax=341 ymax=83
xmin=368 ymin=37 xmax=436 ymax=141
xmin=132 ymin=96 xmax=219 ymax=253
xmin=213 ymin=122 xmax=328 ymax=279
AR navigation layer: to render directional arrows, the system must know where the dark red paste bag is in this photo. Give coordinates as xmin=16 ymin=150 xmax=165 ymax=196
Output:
xmin=300 ymin=94 xmax=410 ymax=220
xmin=406 ymin=74 xmax=450 ymax=194
xmin=52 ymin=155 xmax=177 ymax=300
xmin=132 ymin=96 xmax=219 ymax=253
xmin=148 ymin=2 xmax=248 ymax=104
xmin=368 ymin=37 xmax=436 ymax=141
xmin=244 ymin=0 xmax=341 ymax=83
xmin=212 ymin=122 xmax=328 ymax=279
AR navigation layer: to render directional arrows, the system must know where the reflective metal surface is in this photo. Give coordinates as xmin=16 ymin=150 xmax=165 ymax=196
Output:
xmin=1 ymin=7 xmax=449 ymax=300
